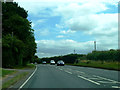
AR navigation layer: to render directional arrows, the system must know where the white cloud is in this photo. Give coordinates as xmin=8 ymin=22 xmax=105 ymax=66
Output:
xmin=53 ymin=3 xmax=108 ymax=19
xmin=37 ymin=19 xmax=46 ymax=23
xmin=35 ymin=29 xmax=50 ymax=36
xmin=16 ymin=0 xmax=119 ymax=57
xmin=31 ymin=23 xmax=35 ymax=28
xmin=16 ymin=0 xmax=119 ymax=16
xmin=15 ymin=0 xmax=119 ymax=5
xmin=35 ymin=39 xmax=118 ymax=58
xmin=85 ymin=13 xmax=118 ymax=36
xmin=36 ymin=39 xmax=94 ymax=57
xmin=53 ymin=2 xmax=118 ymax=51
xmin=55 ymin=24 xmax=64 ymax=29
xmin=53 ymin=2 xmax=118 ymax=32
xmin=60 ymin=30 xmax=76 ymax=34
xmin=56 ymin=35 xmax=65 ymax=38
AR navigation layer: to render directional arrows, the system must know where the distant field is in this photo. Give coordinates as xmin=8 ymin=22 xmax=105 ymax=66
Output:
xmin=68 ymin=60 xmax=120 ymax=71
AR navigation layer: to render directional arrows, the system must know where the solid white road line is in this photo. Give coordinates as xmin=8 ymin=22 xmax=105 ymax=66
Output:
xmin=93 ymin=75 xmax=120 ymax=83
xmin=18 ymin=65 xmax=38 ymax=90
xmin=112 ymin=86 xmax=120 ymax=88
xmin=78 ymin=75 xmax=100 ymax=85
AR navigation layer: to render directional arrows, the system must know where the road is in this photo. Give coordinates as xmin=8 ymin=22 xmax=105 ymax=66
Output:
xmin=22 ymin=64 xmax=120 ymax=88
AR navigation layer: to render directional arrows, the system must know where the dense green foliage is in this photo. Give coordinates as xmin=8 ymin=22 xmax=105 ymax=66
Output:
xmin=87 ymin=49 xmax=120 ymax=61
xmin=39 ymin=49 xmax=119 ymax=64
xmin=39 ymin=54 xmax=86 ymax=64
xmin=2 ymin=2 xmax=37 ymax=68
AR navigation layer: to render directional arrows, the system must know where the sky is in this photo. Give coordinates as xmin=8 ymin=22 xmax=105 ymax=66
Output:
xmin=15 ymin=0 xmax=119 ymax=58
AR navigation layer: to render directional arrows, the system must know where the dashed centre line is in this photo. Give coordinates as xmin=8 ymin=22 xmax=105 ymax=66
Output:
xmin=59 ymin=68 xmax=63 ymax=70
xmin=64 ymin=70 xmax=72 ymax=74
xmin=76 ymin=71 xmax=85 ymax=74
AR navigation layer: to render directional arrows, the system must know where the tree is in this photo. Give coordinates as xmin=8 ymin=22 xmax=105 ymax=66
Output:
xmin=2 ymin=2 xmax=37 ymax=67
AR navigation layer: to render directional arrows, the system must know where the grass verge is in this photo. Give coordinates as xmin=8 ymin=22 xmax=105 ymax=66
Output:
xmin=2 ymin=69 xmax=17 ymax=77
xmin=2 ymin=72 xmax=29 ymax=89
xmin=66 ymin=60 xmax=120 ymax=71
xmin=13 ymin=64 xmax=36 ymax=69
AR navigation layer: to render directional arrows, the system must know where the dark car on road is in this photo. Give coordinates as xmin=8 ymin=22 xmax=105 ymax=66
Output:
xmin=57 ymin=60 xmax=65 ymax=66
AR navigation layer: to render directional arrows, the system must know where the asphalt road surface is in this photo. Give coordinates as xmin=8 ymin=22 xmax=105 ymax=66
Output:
xmin=22 ymin=64 xmax=120 ymax=88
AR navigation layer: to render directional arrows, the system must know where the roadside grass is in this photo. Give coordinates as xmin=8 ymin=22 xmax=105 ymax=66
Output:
xmin=2 ymin=72 xmax=28 ymax=89
xmin=2 ymin=69 xmax=17 ymax=77
xmin=0 ymin=68 xmax=2 ymax=76
xmin=13 ymin=64 xmax=36 ymax=69
xmin=67 ymin=60 xmax=120 ymax=71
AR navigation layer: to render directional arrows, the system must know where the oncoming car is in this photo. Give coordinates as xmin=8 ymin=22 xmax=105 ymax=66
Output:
xmin=50 ymin=60 xmax=55 ymax=65
xmin=57 ymin=60 xmax=65 ymax=66
xmin=42 ymin=61 xmax=46 ymax=64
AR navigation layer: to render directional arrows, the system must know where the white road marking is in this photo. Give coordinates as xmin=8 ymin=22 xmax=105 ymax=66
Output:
xmin=64 ymin=70 xmax=72 ymax=74
xmin=78 ymin=75 xmax=100 ymax=85
xmin=112 ymin=86 xmax=120 ymax=88
xmin=66 ymin=68 xmax=72 ymax=70
xmin=59 ymin=69 xmax=63 ymax=70
xmin=98 ymin=81 xmax=118 ymax=83
xmin=89 ymin=78 xmax=102 ymax=80
xmin=76 ymin=71 xmax=85 ymax=74
xmin=18 ymin=65 xmax=37 ymax=90
xmin=93 ymin=75 xmax=120 ymax=83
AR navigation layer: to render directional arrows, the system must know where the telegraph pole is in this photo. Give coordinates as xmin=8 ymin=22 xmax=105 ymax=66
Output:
xmin=74 ymin=49 xmax=76 ymax=54
xmin=94 ymin=41 xmax=96 ymax=51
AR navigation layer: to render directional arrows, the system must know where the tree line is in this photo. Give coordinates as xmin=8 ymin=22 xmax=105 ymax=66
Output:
xmin=39 ymin=54 xmax=86 ymax=64
xmin=87 ymin=49 xmax=120 ymax=62
xmin=2 ymin=2 xmax=37 ymax=68
xmin=38 ymin=49 xmax=120 ymax=64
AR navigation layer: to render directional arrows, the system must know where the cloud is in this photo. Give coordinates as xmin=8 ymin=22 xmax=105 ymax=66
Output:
xmin=15 ymin=0 xmax=119 ymax=5
xmin=37 ymin=19 xmax=47 ymax=23
xmin=60 ymin=30 xmax=76 ymax=34
xmin=16 ymin=0 xmax=119 ymax=57
xmin=56 ymin=35 xmax=65 ymax=38
xmin=35 ymin=39 xmax=118 ymax=58
xmin=55 ymin=24 xmax=64 ymax=29
xmin=85 ymin=13 xmax=118 ymax=37
xmin=36 ymin=39 xmax=93 ymax=57
xmin=31 ymin=22 xmax=35 ymax=28
xmin=35 ymin=29 xmax=50 ymax=36
xmin=52 ymin=2 xmax=118 ymax=51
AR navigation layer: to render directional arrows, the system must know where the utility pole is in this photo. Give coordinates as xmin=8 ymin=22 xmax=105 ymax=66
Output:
xmin=94 ymin=41 xmax=96 ymax=51
xmin=74 ymin=49 xmax=76 ymax=54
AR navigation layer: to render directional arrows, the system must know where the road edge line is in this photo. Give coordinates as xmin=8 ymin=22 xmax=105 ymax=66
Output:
xmin=18 ymin=65 xmax=37 ymax=89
